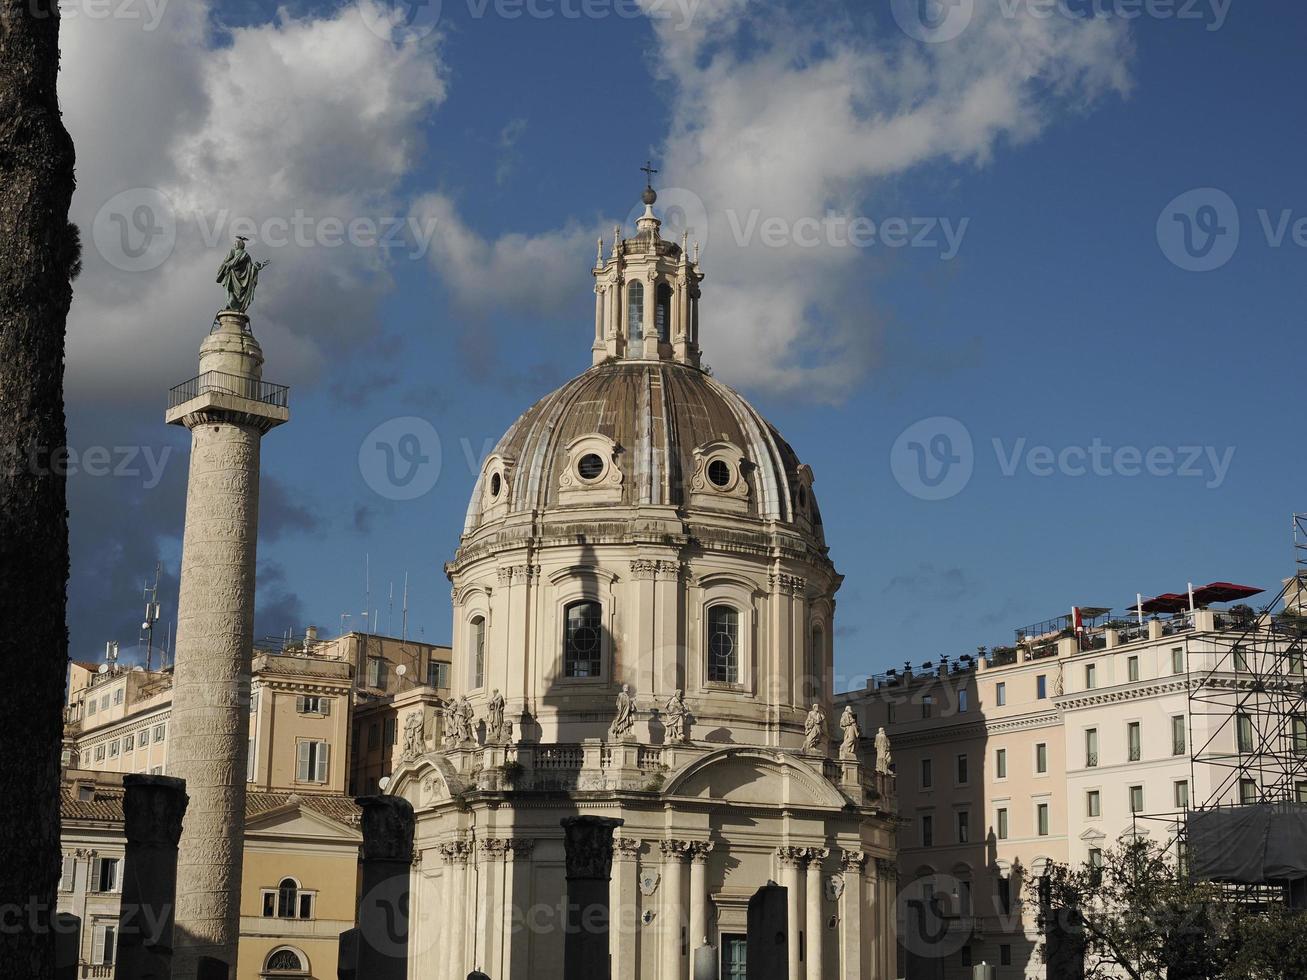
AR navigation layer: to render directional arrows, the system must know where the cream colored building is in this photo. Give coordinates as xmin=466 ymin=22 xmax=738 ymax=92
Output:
xmin=840 ymin=598 xmax=1302 ymax=979
xmin=389 ymin=186 xmax=899 ymax=980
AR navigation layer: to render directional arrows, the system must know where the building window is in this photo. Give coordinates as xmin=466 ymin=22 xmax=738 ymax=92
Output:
xmin=1172 ymin=647 xmax=1185 ymax=674
xmin=921 ymin=695 xmax=933 ymax=719
xmin=1237 ymin=712 xmax=1254 ymax=753
xmin=1234 ymin=644 xmax=1249 ymax=671
xmin=296 ymin=741 xmax=329 ymax=783
xmin=1240 ymin=778 xmax=1258 ymax=804
xmin=1293 ymin=716 xmax=1307 ymax=756
xmin=707 ymin=605 xmax=740 ymax=684
xmin=1036 ymin=742 xmax=1048 ymax=774
xmin=921 ymin=758 xmax=933 ymax=789
xmin=1127 ymin=655 xmax=1139 ymax=682
xmin=1086 ymin=790 xmax=1101 ymax=818
xmin=995 ymin=681 xmax=1006 ymax=706
xmin=139 ymin=728 xmax=149 ymax=747
xmin=958 ymin=879 xmax=972 ymax=916
xmin=87 ymin=698 xmax=97 ymax=716
xmin=921 ymin=815 xmax=933 ymax=847
xmin=956 ymin=754 xmax=968 ymax=786
xmin=296 ymin=695 xmax=330 ymax=715
xmin=1036 ymin=803 xmax=1050 ymax=836
xmin=627 ymin=280 xmax=644 ymax=343
xmin=996 ymin=808 xmax=1008 ymax=841
xmin=94 ymin=744 xmax=105 ymax=762
xmin=92 ymin=857 xmax=119 ymax=893
xmin=957 ymin=810 xmax=969 ymax=843
xmin=123 ymin=734 xmax=134 ymax=752
xmin=470 ymin=616 xmax=486 ymax=689
xmin=427 ymin=660 xmax=450 ymax=689
xmin=263 ymin=880 xmax=314 ymax=921
xmin=995 ymin=748 xmax=1007 ymax=779
xmin=366 ymin=657 xmax=387 ymax=689
xmin=720 ymin=935 xmax=747 ymax=980
xmin=1036 ymin=675 xmax=1047 ymax=699
xmin=564 ymin=601 xmax=602 ymax=678
xmin=1000 ymin=944 xmax=1012 ymax=966
xmin=265 ymin=947 xmax=309 ymax=973
xmin=1085 ymin=663 xmax=1097 ymax=690
xmin=1088 ymin=848 xmax=1104 ymax=885
xmin=383 ymin=717 xmax=396 ymax=747
xmin=1086 ymin=728 xmax=1099 ymax=767
xmin=113 ymin=688 xmax=124 ymax=706
xmin=1129 ymin=785 xmax=1144 ymax=813
xmin=1172 ymin=715 xmax=1187 ymax=756
xmin=886 ymin=702 xmax=895 ymax=725
xmin=655 ymin=282 xmax=673 ymax=342
xmin=100 ymin=695 xmax=109 ymax=711
xmin=1128 ymin=721 xmax=1142 ymax=761
xmin=961 ymin=947 xmax=972 ymax=968
xmin=1175 ymin=780 xmax=1190 ymax=809
xmin=108 ymin=740 xmax=119 ymax=759
xmin=92 ymin=923 xmax=117 ymax=965
xmin=997 ymin=877 xmax=1012 ymax=914
xmin=958 ymin=689 xmax=968 ymax=713
xmin=59 ymin=855 xmax=74 ymax=892
xmin=154 ymin=723 xmax=165 ymax=742
xmin=1296 ymin=781 xmax=1307 ymax=803
xmin=367 ymin=723 xmax=380 ymax=750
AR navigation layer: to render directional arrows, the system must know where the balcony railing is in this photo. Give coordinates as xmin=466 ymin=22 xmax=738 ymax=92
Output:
xmin=168 ymin=370 xmax=289 ymax=411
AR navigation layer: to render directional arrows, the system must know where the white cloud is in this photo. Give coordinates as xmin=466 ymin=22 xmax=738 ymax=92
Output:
xmin=61 ymin=1 xmax=447 ymax=401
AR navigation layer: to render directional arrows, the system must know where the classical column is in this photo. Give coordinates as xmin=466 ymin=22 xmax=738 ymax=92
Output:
xmin=661 ymin=839 xmax=690 ymax=980
xmin=478 ymin=839 xmax=508 ymax=975
xmin=777 ymin=847 xmax=805 ymax=980
xmin=114 ymin=774 xmax=188 ymax=980
xmin=440 ymin=840 xmax=471 ymax=980
xmin=561 ymin=816 xmax=624 ymax=979
xmin=611 ymin=837 xmax=642 ymax=980
xmin=354 ymin=796 xmax=415 ymax=980
xmin=805 ymin=849 xmax=827 ymax=980
xmin=838 ymin=851 xmax=865 ymax=980
xmin=689 ymin=841 xmax=715 ymax=951
xmin=875 ymin=859 xmax=896 ymax=980
xmin=506 ymin=839 xmax=535 ymax=980
xmin=166 ymin=309 xmax=288 ymax=978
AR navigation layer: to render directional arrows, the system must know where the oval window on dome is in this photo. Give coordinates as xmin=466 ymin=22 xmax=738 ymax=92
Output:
xmin=577 ymin=453 xmax=605 ymax=481
xmin=489 ymin=472 xmax=502 ymax=498
xmin=707 ymin=459 xmax=732 ymax=488
xmin=797 ymin=485 xmax=807 ymax=509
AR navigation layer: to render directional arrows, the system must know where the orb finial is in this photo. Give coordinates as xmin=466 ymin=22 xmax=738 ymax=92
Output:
xmin=640 ymin=160 xmax=658 ymax=205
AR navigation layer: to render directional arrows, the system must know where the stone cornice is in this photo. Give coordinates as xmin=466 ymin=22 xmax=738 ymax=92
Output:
xmin=1056 ymin=678 xmax=1191 ymax=711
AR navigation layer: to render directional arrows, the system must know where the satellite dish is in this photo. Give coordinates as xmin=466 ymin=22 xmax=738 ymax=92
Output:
xmin=395 ymin=664 xmax=407 ymax=677
xmin=378 ymin=776 xmax=391 ymax=791
xmin=97 ymin=664 xmax=109 ymax=675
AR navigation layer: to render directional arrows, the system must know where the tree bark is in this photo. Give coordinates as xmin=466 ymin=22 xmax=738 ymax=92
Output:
xmin=0 ymin=0 xmax=77 ymax=976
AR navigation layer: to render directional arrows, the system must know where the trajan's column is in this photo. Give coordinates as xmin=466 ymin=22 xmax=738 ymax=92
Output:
xmin=165 ymin=239 xmax=287 ymax=977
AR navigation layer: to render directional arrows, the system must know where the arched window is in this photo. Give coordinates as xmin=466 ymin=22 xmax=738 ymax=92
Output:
xmin=470 ymin=616 xmax=486 ymax=689
xmin=564 ymin=601 xmax=602 ymax=678
xmin=276 ymin=878 xmax=298 ymax=918
xmin=263 ymin=946 xmax=308 ymax=977
xmin=655 ymin=282 xmax=673 ymax=342
xmin=627 ymin=281 xmax=644 ymax=344
xmin=708 ymin=605 xmax=740 ymax=684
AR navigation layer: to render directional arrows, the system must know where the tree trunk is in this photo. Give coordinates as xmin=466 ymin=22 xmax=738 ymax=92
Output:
xmin=0 ymin=0 xmax=77 ymax=976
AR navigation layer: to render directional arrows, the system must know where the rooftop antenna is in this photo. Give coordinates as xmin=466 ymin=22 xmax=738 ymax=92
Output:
xmin=105 ymin=641 xmax=119 ymax=667
xmin=340 ymin=612 xmax=352 ymax=635
xmin=402 ymin=572 xmax=409 ymax=642
xmin=388 ymin=580 xmax=395 ymax=637
xmin=364 ymin=553 xmax=371 ymax=637
xmin=140 ymin=562 xmax=162 ymax=671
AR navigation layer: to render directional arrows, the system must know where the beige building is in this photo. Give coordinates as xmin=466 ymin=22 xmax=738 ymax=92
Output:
xmin=58 ymin=770 xmax=361 ymax=980
xmin=840 ymin=591 xmax=1302 ymax=979
xmin=389 ymin=185 xmax=899 ymax=980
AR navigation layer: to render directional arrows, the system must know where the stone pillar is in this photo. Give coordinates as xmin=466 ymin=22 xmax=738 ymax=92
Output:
xmin=114 ymin=774 xmax=188 ymax=980
xmin=167 ymin=310 xmax=288 ymax=978
xmin=353 ymin=796 xmax=414 ymax=980
xmin=661 ymin=839 xmax=690 ymax=980
xmin=505 ymin=839 xmax=535 ymax=980
xmin=561 ymin=816 xmax=624 ymax=980
xmin=689 ymin=841 xmax=714 ymax=951
xmin=747 ymin=882 xmax=789 ymax=980
xmin=838 ymin=851 xmax=865 ymax=980
xmin=875 ymin=859 xmax=896 ymax=980
xmin=441 ymin=840 xmax=471 ymax=980
xmin=805 ymin=849 xmax=826 ymax=980
xmin=477 ymin=839 xmax=508 ymax=975
xmin=611 ymin=837 xmax=641 ymax=980
xmin=777 ymin=848 xmax=804 ymax=980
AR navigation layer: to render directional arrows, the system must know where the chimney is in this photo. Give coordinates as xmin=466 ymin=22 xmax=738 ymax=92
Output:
xmin=305 ymin=625 xmax=319 ymax=647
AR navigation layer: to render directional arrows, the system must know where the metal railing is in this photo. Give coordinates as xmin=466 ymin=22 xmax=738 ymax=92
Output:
xmin=168 ymin=370 xmax=289 ymax=410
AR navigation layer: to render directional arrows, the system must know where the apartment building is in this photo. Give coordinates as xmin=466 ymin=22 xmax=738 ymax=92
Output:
xmin=839 ymin=587 xmax=1297 ymax=980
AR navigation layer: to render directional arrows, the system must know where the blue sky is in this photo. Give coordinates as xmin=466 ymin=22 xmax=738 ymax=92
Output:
xmin=59 ymin=0 xmax=1307 ymax=685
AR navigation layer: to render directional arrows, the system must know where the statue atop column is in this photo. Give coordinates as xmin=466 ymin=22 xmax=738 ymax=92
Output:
xmin=609 ymin=684 xmax=637 ymax=741
xmin=838 ymin=706 xmax=861 ymax=761
xmin=456 ymin=695 xmax=476 ymax=744
xmin=664 ymin=689 xmax=689 ymax=743
xmin=874 ymin=726 xmax=894 ymax=775
xmin=216 ymin=236 xmax=270 ymax=314
xmin=802 ymin=703 xmax=828 ymax=755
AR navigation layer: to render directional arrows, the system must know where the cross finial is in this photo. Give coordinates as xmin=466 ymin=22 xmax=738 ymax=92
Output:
xmin=640 ymin=160 xmax=659 ymax=187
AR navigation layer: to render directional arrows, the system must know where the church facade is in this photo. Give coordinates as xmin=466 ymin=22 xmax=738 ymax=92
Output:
xmin=388 ymin=186 xmax=898 ymax=980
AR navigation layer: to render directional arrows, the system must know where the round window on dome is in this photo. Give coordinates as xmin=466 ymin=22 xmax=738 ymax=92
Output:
xmin=489 ymin=472 xmax=502 ymax=498
xmin=707 ymin=459 xmax=732 ymax=488
xmin=797 ymin=485 xmax=807 ymax=509
xmin=577 ymin=453 xmax=605 ymax=481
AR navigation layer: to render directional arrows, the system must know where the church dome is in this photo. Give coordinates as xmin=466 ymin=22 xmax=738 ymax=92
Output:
xmin=462 ymin=358 xmax=824 ymax=538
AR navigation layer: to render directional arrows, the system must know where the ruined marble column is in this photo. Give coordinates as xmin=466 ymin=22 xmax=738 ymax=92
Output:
xmin=804 ymin=849 xmax=827 ymax=980
xmin=561 ymin=816 xmax=624 ymax=980
xmin=166 ymin=310 xmax=288 ymax=978
xmin=114 ymin=774 xmax=188 ymax=980
xmin=355 ymin=796 xmax=415 ymax=980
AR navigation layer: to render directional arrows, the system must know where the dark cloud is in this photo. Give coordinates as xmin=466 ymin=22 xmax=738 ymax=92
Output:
xmin=883 ymin=562 xmax=975 ymax=602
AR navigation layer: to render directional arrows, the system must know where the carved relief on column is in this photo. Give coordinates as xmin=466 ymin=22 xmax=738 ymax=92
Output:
xmin=479 ymin=838 xmax=511 ymax=859
xmin=840 ymin=850 xmax=867 ymax=874
xmin=873 ymin=857 xmax=897 ymax=881
xmin=439 ymin=840 xmax=472 ymax=865
xmin=508 ymin=838 xmax=536 ymax=860
xmin=802 ymin=846 xmax=829 ymax=865
xmin=659 ymin=839 xmax=692 ymax=862
xmin=769 ymin=573 xmax=808 ymax=597
xmin=688 ymin=840 xmax=715 ymax=864
xmin=613 ymin=836 xmax=643 ymax=861
xmin=497 ymin=565 xmax=539 ymax=585
xmin=630 ymin=559 xmax=681 ymax=581
xmin=775 ymin=845 xmax=807 ymax=869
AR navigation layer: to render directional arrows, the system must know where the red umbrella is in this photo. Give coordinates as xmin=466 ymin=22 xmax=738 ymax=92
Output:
xmin=1191 ymin=582 xmax=1263 ymax=606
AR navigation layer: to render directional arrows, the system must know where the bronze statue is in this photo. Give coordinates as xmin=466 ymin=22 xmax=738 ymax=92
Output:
xmin=216 ymin=236 xmax=270 ymax=313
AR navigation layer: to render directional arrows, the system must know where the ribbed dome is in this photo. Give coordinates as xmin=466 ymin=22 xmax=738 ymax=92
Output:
xmin=463 ymin=359 xmax=823 ymax=537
